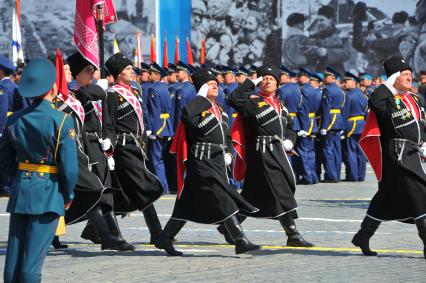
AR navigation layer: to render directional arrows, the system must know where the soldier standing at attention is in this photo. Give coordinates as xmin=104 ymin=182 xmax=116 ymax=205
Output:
xmin=2 ymin=59 xmax=78 ymax=283
xmin=319 ymin=67 xmax=346 ymax=182
xmin=341 ymin=72 xmax=368 ymax=182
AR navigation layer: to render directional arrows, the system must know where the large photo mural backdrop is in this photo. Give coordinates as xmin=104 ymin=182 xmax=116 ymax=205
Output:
xmin=281 ymin=0 xmax=422 ymax=75
xmin=0 ymin=0 xmax=424 ymax=76
xmin=0 ymin=0 xmax=156 ymax=60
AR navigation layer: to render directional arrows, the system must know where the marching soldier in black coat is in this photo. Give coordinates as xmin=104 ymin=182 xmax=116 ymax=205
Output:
xmin=61 ymin=52 xmax=134 ymax=251
xmin=105 ymin=53 xmax=164 ymax=243
xmin=355 ymin=56 xmax=426 ymax=259
xmin=155 ymin=68 xmax=260 ymax=256
xmin=220 ymin=66 xmax=314 ymax=247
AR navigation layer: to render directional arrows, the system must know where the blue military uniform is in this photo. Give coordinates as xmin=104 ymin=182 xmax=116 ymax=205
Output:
xmin=221 ymin=66 xmax=241 ymax=189
xmin=319 ymin=67 xmax=346 ymax=182
xmin=0 ymin=55 xmax=16 ymax=136
xmin=297 ymin=68 xmax=322 ymax=184
xmin=165 ymin=63 xmax=180 ymax=193
xmin=167 ymin=63 xmax=181 ymax=130
xmin=342 ymin=72 xmax=368 ymax=181
xmin=210 ymin=65 xmax=226 ymax=106
xmin=276 ymin=70 xmax=303 ymax=174
xmin=311 ymin=73 xmax=325 ymax=180
xmin=1 ymin=59 xmax=78 ymax=283
xmin=147 ymin=63 xmax=174 ymax=192
xmin=222 ymin=67 xmax=239 ymax=127
xmin=174 ymin=62 xmax=196 ymax=131
xmin=140 ymin=63 xmax=152 ymax=133
xmin=276 ymin=81 xmax=302 ymax=131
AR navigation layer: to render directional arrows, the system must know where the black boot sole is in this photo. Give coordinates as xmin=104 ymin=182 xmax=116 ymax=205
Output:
xmin=287 ymin=240 xmax=315 ymax=247
xmin=101 ymin=241 xmax=136 ymax=251
xmin=236 ymin=243 xmax=261 ymax=254
xmin=52 ymin=244 xmax=68 ymax=249
xmin=154 ymin=239 xmax=183 ymax=256
xmin=351 ymin=238 xmax=378 ymax=256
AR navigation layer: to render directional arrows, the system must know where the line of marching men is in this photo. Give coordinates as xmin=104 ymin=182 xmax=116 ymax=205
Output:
xmin=129 ymin=62 xmax=371 ymax=190
xmin=0 ymin=54 xmax=372 ymax=196
xmin=3 ymin=52 xmax=426 ymax=282
xmin=0 ymin=54 xmax=373 ymax=210
xmin=1 ymin=53 xmax=319 ymax=282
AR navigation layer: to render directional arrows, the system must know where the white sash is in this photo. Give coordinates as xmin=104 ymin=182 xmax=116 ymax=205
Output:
xmin=111 ymin=84 xmax=144 ymax=133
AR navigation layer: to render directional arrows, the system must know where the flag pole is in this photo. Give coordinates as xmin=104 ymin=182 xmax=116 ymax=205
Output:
xmin=96 ymin=4 xmax=105 ymax=78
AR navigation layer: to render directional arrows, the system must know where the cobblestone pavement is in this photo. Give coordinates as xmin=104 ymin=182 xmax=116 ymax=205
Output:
xmin=1 ymin=166 xmax=425 ymax=282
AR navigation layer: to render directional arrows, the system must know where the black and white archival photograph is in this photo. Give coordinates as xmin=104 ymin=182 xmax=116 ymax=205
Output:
xmin=282 ymin=0 xmax=423 ymax=75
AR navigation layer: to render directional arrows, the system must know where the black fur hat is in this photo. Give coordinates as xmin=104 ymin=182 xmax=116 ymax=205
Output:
xmin=191 ymin=68 xmax=217 ymax=92
xmin=105 ymin=53 xmax=132 ymax=78
xmin=383 ymin=56 xmax=412 ymax=77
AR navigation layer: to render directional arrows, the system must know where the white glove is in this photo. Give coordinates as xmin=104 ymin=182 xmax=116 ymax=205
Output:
xmin=100 ymin=138 xmax=112 ymax=151
xmin=148 ymin=134 xmax=157 ymax=140
xmin=197 ymin=83 xmax=209 ymax=97
xmin=420 ymin=143 xmax=426 ymax=158
xmin=384 ymin=71 xmax=401 ymax=94
xmin=224 ymin=153 xmax=233 ymax=166
xmin=283 ymin=139 xmax=294 ymax=151
xmin=107 ymin=156 xmax=115 ymax=171
xmin=96 ymin=79 xmax=109 ymax=91
xmin=251 ymin=76 xmax=263 ymax=86
xmin=297 ymin=130 xmax=308 ymax=137
xmin=146 ymin=130 xmax=152 ymax=137
xmin=320 ymin=129 xmax=327 ymax=135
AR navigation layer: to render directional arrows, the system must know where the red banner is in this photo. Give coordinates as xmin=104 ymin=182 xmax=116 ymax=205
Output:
xmin=186 ymin=37 xmax=193 ymax=65
xmin=174 ymin=36 xmax=180 ymax=65
xmin=200 ymin=37 xmax=206 ymax=65
xmin=73 ymin=0 xmax=117 ymax=68
xmin=150 ymin=34 xmax=157 ymax=63
xmin=55 ymin=48 xmax=69 ymax=100
xmin=163 ymin=38 xmax=169 ymax=68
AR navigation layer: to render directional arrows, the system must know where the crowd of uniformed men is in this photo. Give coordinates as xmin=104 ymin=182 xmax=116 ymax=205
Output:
xmin=1 ymin=50 xmax=426 ymax=282
xmin=4 ymin=55 xmax=426 ymax=194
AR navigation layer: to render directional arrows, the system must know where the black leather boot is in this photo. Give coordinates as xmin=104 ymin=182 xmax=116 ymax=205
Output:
xmin=143 ymin=205 xmax=163 ymax=244
xmin=217 ymin=215 xmax=247 ymax=245
xmin=352 ymin=216 xmax=380 ymax=256
xmin=217 ymin=224 xmax=234 ymax=245
xmin=278 ymin=213 xmax=314 ymax=247
xmin=52 ymin=236 xmax=68 ymax=249
xmin=104 ymin=211 xmax=136 ymax=251
xmin=415 ymin=216 xmax=426 ymax=259
xmin=223 ymin=215 xmax=261 ymax=254
xmin=81 ymin=221 xmax=101 ymax=244
xmin=155 ymin=218 xmax=186 ymax=256
xmin=87 ymin=206 xmax=132 ymax=251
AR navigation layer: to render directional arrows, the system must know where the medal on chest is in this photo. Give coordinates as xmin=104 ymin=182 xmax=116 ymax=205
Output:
xmin=394 ymin=95 xmax=402 ymax=110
